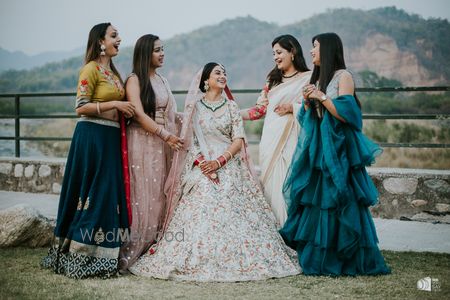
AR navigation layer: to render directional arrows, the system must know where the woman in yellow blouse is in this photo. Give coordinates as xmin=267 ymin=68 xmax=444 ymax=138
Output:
xmin=42 ymin=23 xmax=135 ymax=279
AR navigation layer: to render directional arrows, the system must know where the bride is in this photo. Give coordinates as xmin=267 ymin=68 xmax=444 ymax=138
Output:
xmin=129 ymin=62 xmax=300 ymax=281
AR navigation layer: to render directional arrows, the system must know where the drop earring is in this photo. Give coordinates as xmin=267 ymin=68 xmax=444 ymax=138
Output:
xmin=100 ymin=44 xmax=106 ymax=56
xmin=204 ymin=81 xmax=209 ymax=92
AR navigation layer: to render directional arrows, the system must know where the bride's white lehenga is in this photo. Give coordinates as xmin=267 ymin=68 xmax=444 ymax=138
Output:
xmin=129 ymin=97 xmax=300 ymax=281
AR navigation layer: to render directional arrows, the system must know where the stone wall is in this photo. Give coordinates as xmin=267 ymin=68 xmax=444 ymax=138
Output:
xmin=368 ymin=168 xmax=450 ymax=221
xmin=0 ymin=158 xmax=449 ymax=220
xmin=0 ymin=157 xmax=65 ymax=194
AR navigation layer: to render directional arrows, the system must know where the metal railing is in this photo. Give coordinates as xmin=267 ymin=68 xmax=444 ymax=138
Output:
xmin=0 ymin=86 xmax=449 ymax=157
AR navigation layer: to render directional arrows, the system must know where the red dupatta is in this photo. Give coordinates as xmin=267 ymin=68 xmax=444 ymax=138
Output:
xmin=120 ymin=113 xmax=132 ymax=226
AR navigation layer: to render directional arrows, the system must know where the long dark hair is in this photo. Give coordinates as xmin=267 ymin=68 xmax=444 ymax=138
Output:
xmin=84 ymin=22 xmax=122 ymax=83
xmin=199 ymin=62 xmax=222 ymax=92
xmin=132 ymin=34 xmax=160 ymax=119
xmin=309 ymin=32 xmax=360 ymax=107
xmin=267 ymin=35 xmax=309 ymax=89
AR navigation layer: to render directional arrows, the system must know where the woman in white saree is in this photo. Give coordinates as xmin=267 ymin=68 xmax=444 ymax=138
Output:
xmin=128 ymin=62 xmax=300 ymax=282
xmin=241 ymin=35 xmax=311 ymax=227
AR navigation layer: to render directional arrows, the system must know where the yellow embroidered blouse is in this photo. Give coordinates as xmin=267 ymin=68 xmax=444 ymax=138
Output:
xmin=76 ymin=61 xmax=125 ymax=107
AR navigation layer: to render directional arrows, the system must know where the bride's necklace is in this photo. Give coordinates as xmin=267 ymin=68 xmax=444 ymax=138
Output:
xmin=282 ymin=71 xmax=299 ymax=78
xmin=200 ymin=97 xmax=227 ymax=112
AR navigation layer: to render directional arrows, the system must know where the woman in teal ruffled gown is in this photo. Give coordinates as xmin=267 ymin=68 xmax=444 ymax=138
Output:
xmin=280 ymin=32 xmax=391 ymax=276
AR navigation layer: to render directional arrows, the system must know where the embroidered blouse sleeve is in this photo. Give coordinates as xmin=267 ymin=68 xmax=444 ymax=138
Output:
xmin=246 ymin=84 xmax=269 ymax=120
xmin=75 ymin=62 xmax=98 ymax=108
xmin=229 ymin=101 xmax=246 ymax=140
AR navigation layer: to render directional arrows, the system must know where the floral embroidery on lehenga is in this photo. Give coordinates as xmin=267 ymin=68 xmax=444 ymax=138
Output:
xmin=129 ymin=100 xmax=300 ymax=282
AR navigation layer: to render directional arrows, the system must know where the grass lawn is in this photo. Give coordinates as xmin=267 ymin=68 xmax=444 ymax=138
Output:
xmin=0 ymin=248 xmax=449 ymax=299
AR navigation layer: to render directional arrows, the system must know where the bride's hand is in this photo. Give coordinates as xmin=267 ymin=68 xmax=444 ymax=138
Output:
xmin=206 ymin=172 xmax=220 ymax=185
xmin=200 ymin=160 xmax=220 ymax=174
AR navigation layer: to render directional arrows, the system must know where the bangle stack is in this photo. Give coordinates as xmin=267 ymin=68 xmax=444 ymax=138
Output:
xmin=215 ymin=151 xmax=234 ymax=169
xmin=156 ymin=126 xmax=171 ymax=142
xmin=194 ymin=155 xmax=205 ymax=166
xmin=225 ymin=151 xmax=233 ymax=160
xmin=215 ymin=159 xmax=222 ymax=168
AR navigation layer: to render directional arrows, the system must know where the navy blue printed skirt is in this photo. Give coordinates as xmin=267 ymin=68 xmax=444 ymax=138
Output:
xmin=42 ymin=120 xmax=129 ymax=278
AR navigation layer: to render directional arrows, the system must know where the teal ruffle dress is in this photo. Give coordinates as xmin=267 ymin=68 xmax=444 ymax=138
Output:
xmin=280 ymin=71 xmax=390 ymax=276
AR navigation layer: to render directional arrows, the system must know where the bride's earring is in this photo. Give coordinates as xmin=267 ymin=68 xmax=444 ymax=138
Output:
xmin=100 ymin=44 xmax=106 ymax=56
xmin=204 ymin=80 xmax=209 ymax=92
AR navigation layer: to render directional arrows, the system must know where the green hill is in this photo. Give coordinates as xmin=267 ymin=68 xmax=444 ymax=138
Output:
xmin=0 ymin=7 xmax=449 ymax=93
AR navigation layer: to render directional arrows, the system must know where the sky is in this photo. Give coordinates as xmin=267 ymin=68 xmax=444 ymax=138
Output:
xmin=1 ymin=0 xmax=449 ymax=55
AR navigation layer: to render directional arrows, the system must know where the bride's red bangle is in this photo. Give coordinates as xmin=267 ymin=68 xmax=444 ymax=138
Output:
xmin=217 ymin=155 xmax=227 ymax=167
xmin=194 ymin=155 xmax=205 ymax=166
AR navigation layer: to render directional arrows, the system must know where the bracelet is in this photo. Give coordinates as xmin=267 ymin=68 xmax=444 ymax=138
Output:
xmin=220 ymin=155 xmax=228 ymax=163
xmin=194 ymin=155 xmax=205 ymax=166
xmin=156 ymin=126 xmax=171 ymax=142
xmin=217 ymin=155 xmax=227 ymax=167
xmin=215 ymin=159 xmax=222 ymax=168
xmin=225 ymin=150 xmax=233 ymax=159
xmin=96 ymin=102 xmax=101 ymax=115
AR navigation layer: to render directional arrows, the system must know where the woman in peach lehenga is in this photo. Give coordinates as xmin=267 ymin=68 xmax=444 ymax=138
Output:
xmin=118 ymin=34 xmax=183 ymax=271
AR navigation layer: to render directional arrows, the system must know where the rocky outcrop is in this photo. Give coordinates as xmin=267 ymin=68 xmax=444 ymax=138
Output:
xmin=0 ymin=204 xmax=54 ymax=247
xmin=348 ymin=33 xmax=445 ymax=86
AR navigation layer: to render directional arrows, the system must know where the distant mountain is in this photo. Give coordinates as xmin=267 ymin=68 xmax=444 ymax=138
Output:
xmin=0 ymin=7 xmax=449 ymax=93
xmin=283 ymin=7 xmax=450 ymax=86
xmin=0 ymin=47 xmax=84 ymax=71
